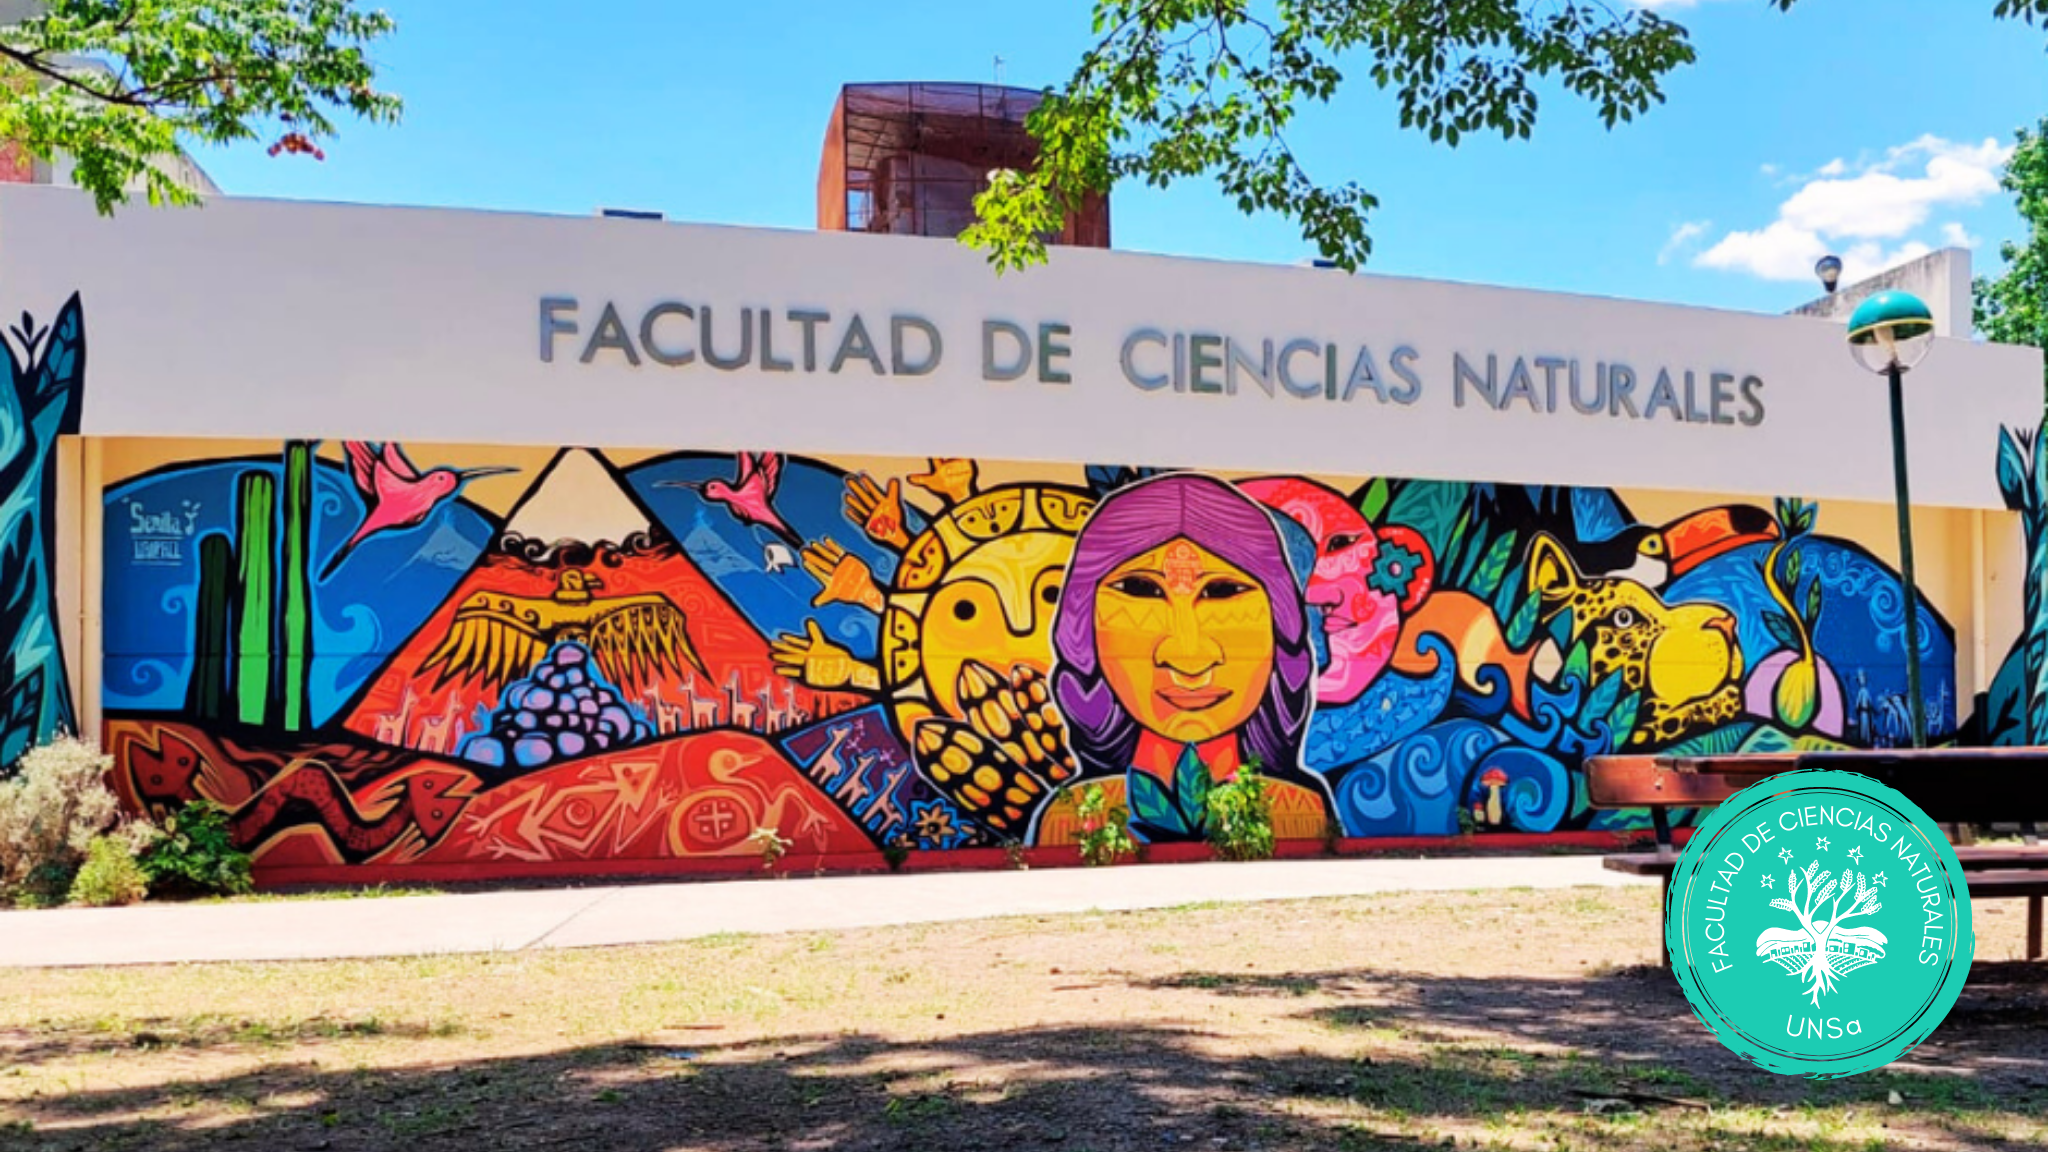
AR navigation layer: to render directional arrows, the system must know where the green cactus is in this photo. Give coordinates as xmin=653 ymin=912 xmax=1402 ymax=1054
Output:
xmin=277 ymin=441 xmax=314 ymax=731
xmin=231 ymin=472 xmax=276 ymax=726
xmin=185 ymin=533 xmax=236 ymax=721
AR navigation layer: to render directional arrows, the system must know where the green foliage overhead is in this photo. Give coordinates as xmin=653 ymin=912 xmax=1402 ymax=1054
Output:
xmin=0 ymin=0 xmax=401 ymax=213
xmin=968 ymin=0 xmax=2048 ymax=273
xmin=1976 ymin=116 xmax=2048 ymax=396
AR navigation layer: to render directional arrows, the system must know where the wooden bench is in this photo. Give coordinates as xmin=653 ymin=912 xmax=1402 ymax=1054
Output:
xmin=1586 ymin=751 xmax=2048 ymax=965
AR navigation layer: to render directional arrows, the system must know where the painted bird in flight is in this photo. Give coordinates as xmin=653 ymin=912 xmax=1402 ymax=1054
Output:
xmin=321 ymin=442 xmax=513 ymax=580
xmin=655 ymin=451 xmax=802 ymax=548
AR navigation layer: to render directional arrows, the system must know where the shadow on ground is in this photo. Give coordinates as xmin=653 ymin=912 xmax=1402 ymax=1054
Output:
xmin=6 ymin=964 xmax=2045 ymax=1152
xmin=3 ymin=1015 xmax=464 ymax=1066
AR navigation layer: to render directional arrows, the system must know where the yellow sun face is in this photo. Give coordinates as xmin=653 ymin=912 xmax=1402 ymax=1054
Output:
xmin=879 ymin=485 xmax=1093 ymax=734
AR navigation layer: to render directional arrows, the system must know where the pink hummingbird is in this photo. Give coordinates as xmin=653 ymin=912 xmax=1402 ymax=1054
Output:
xmin=321 ymin=442 xmax=513 ymax=580
xmin=656 ymin=451 xmax=802 ymax=548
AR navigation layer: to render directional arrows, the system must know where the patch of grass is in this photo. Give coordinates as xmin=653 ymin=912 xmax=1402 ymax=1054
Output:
xmin=1148 ymin=970 xmax=1323 ymax=996
xmin=31 ymin=1011 xmax=463 ymax=1052
xmin=1861 ymin=1073 xmax=2001 ymax=1114
xmin=882 ymin=1092 xmax=954 ymax=1124
xmin=1627 ymin=1064 xmax=1706 ymax=1093
xmin=2 ymin=885 xmax=2040 ymax=1152
xmin=691 ymin=931 xmax=757 ymax=949
xmin=198 ymin=882 xmax=448 ymax=903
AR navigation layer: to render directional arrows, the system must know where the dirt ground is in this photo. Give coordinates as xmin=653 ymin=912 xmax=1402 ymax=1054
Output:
xmin=2 ymin=885 xmax=2044 ymax=1151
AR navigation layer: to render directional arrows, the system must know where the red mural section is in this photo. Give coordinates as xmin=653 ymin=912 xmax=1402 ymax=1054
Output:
xmin=105 ymin=720 xmax=871 ymax=871
xmin=340 ymin=543 xmax=853 ymax=760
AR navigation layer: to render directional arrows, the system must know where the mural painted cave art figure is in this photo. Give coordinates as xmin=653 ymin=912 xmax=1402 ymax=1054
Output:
xmin=771 ymin=460 xmax=1096 ymax=837
xmin=1051 ymin=473 xmax=1333 ymax=843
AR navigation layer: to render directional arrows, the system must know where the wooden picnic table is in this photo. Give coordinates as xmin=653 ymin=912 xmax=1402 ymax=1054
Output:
xmin=1586 ymin=750 xmax=2048 ymax=965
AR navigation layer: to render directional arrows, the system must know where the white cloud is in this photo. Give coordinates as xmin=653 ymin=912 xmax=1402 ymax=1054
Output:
xmin=1940 ymin=221 xmax=1980 ymax=248
xmin=1691 ymin=134 xmax=2011 ymax=282
xmin=1658 ymin=220 xmax=1712 ymax=265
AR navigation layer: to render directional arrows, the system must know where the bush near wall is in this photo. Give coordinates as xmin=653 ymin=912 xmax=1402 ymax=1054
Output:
xmin=0 ymin=736 xmax=121 ymax=906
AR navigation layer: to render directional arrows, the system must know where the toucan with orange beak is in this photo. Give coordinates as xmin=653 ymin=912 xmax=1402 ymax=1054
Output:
xmin=1573 ymin=505 xmax=1781 ymax=588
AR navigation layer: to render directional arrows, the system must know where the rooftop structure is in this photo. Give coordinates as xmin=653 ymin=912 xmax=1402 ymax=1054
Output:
xmin=817 ymin=82 xmax=1109 ymax=246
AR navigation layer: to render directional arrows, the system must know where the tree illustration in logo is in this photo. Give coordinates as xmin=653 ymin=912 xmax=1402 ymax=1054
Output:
xmin=1756 ymin=861 xmax=1886 ymax=1007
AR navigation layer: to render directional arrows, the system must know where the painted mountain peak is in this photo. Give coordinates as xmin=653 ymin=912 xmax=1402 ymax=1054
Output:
xmin=501 ymin=447 xmax=656 ymax=560
xmin=340 ymin=447 xmax=857 ymax=766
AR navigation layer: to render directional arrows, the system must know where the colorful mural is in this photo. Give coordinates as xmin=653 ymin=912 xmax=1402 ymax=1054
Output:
xmin=1980 ymin=417 xmax=2048 ymax=747
xmin=1 ymin=295 xmax=84 ymax=769
xmin=95 ymin=418 xmax=1968 ymax=873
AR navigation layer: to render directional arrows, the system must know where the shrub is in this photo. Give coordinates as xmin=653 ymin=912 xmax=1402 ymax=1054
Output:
xmin=0 ymin=736 xmax=121 ymax=906
xmin=68 ymin=833 xmax=152 ymax=906
xmin=1073 ymin=783 xmax=1137 ymax=867
xmin=139 ymin=800 xmax=253 ymax=898
xmin=881 ymin=836 xmax=912 ymax=873
xmin=1206 ymin=763 xmax=1276 ymax=862
xmin=745 ymin=824 xmax=792 ymax=870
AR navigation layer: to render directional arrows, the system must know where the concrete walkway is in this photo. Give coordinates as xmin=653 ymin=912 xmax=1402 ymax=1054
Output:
xmin=0 ymin=855 xmax=1655 ymax=968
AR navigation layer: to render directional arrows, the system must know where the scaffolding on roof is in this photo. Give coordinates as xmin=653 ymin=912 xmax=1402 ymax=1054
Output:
xmin=818 ymin=82 xmax=1109 ymax=247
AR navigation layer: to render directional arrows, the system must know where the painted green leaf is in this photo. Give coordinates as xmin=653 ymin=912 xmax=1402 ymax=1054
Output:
xmin=1492 ymin=553 xmax=1527 ymax=626
xmin=1445 ymin=515 xmax=1475 ymax=590
xmin=1763 ymin=611 xmax=1801 ymax=651
xmin=1584 ymin=664 xmax=1623 ymax=723
xmin=1173 ymin=745 xmax=1212 ymax=830
xmin=1386 ymin=480 xmax=1468 ymax=563
xmin=1125 ymin=770 xmax=1185 ymax=837
xmin=1470 ymin=534 xmax=1516 ymax=601
xmin=1562 ymin=640 xmax=1592 ymax=688
xmin=1607 ymin=691 xmax=1641 ymax=746
xmin=1504 ymin=584 xmax=1540 ymax=650
xmin=1662 ymin=723 xmax=1758 ymax=758
xmin=1358 ymin=477 xmax=1391 ymax=525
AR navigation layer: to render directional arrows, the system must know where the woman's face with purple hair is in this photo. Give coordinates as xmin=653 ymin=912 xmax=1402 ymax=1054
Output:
xmin=1094 ymin=536 xmax=1276 ymax=745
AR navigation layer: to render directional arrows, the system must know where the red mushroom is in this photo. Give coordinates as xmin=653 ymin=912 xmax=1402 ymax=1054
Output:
xmin=1479 ymin=767 xmax=1510 ymax=827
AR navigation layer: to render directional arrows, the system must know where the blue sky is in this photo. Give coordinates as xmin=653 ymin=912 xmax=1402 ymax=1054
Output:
xmin=192 ymin=0 xmax=2044 ymax=315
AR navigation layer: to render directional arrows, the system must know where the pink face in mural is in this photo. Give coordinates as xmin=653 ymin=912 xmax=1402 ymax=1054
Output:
xmin=1242 ymin=478 xmax=1433 ymax=707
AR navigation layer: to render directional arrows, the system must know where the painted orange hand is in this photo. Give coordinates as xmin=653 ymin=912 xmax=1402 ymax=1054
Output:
xmin=768 ymin=619 xmax=879 ymax=692
xmin=844 ymin=473 xmax=911 ymax=551
xmin=908 ymin=457 xmax=978 ymax=506
xmin=801 ymin=539 xmax=885 ymax=612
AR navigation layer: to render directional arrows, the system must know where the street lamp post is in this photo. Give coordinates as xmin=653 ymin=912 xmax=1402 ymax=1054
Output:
xmin=1846 ymin=290 xmax=1937 ymax=749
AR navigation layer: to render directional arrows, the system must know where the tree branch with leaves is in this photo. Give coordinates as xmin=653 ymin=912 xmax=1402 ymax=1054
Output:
xmin=1977 ymin=115 xmax=2048 ymax=398
xmin=969 ymin=0 xmax=2048 ymax=273
xmin=0 ymin=0 xmax=401 ymax=213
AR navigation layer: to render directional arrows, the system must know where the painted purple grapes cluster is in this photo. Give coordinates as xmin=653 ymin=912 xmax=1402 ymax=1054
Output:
xmin=459 ymin=642 xmax=650 ymax=776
